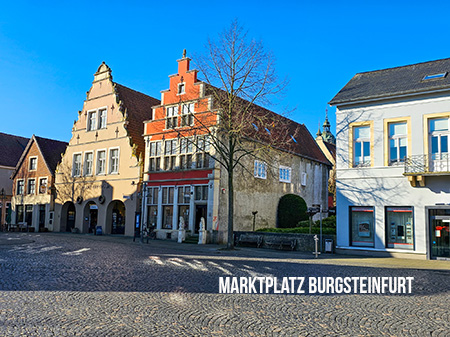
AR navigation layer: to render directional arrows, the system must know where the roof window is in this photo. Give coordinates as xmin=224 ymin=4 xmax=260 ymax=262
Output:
xmin=423 ymin=72 xmax=447 ymax=81
xmin=252 ymin=123 xmax=259 ymax=131
xmin=290 ymin=135 xmax=297 ymax=143
xmin=265 ymin=127 xmax=271 ymax=135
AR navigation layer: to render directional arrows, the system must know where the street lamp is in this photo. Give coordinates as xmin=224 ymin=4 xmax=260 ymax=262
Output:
xmin=0 ymin=188 xmax=5 ymax=231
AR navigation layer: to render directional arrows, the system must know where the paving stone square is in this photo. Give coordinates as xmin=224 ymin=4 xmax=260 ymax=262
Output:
xmin=0 ymin=232 xmax=449 ymax=336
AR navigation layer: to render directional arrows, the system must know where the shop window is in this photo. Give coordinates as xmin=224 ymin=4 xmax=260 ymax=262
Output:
xmin=350 ymin=206 xmax=374 ymax=247
xmin=178 ymin=186 xmax=191 ymax=229
xmin=162 ymin=187 xmax=174 ymax=229
xmin=385 ymin=207 xmax=414 ymax=250
xmin=194 ymin=185 xmax=208 ymax=201
xmin=146 ymin=187 xmax=159 ymax=227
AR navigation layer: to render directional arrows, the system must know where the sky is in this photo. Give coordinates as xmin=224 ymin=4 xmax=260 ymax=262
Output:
xmin=2 ymin=1 xmax=450 ymax=142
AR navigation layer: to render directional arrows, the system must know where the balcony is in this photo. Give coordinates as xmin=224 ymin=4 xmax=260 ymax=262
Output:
xmin=404 ymin=154 xmax=450 ymax=186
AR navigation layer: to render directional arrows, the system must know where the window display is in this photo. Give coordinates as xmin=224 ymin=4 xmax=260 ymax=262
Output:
xmin=385 ymin=207 xmax=414 ymax=250
xmin=350 ymin=206 xmax=374 ymax=247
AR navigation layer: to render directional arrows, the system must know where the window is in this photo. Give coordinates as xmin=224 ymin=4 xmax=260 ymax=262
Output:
xmin=27 ymin=179 xmax=36 ymax=195
xmin=194 ymin=185 xmax=208 ymax=201
xmin=181 ymin=103 xmax=194 ymax=127
xmin=429 ymin=118 xmax=449 ymax=160
xmin=423 ymin=72 xmax=447 ymax=80
xmin=38 ymin=178 xmax=48 ymax=194
xmin=109 ymin=148 xmax=119 ymax=174
xmin=279 ymin=166 xmax=291 ymax=183
xmin=73 ymin=154 xmax=82 ymax=176
xmin=164 ymin=140 xmax=177 ymax=171
xmin=84 ymin=152 xmax=93 ymax=176
xmin=385 ymin=207 xmax=414 ymax=250
xmin=179 ymin=138 xmax=193 ymax=170
xmin=350 ymin=206 xmax=374 ymax=247
xmin=87 ymin=111 xmax=97 ymax=131
xmin=17 ymin=180 xmax=24 ymax=195
xmin=149 ymin=141 xmax=162 ymax=172
xmin=389 ymin=122 xmax=407 ymax=164
xmin=178 ymin=83 xmax=185 ymax=95
xmin=146 ymin=187 xmax=159 ymax=227
xmin=162 ymin=187 xmax=174 ymax=229
xmin=99 ymin=109 xmax=107 ymax=129
xmin=29 ymin=157 xmax=37 ymax=171
xmin=166 ymin=106 xmax=178 ymax=129
xmin=97 ymin=150 xmax=106 ymax=174
xmin=16 ymin=205 xmax=24 ymax=223
xmin=254 ymin=160 xmax=267 ymax=179
xmin=196 ymin=136 xmax=210 ymax=169
xmin=353 ymin=126 xmax=371 ymax=167
xmin=178 ymin=186 xmax=191 ymax=229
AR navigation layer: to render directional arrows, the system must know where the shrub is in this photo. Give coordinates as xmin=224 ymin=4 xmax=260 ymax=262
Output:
xmin=276 ymin=194 xmax=308 ymax=228
xmin=256 ymin=227 xmax=336 ymax=235
xmin=314 ymin=215 xmax=336 ymax=228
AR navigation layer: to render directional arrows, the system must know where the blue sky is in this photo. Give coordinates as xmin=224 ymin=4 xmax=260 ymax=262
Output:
xmin=1 ymin=1 xmax=450 ymax=142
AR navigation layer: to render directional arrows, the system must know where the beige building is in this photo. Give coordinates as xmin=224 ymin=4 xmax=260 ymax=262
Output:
xmin=54 ymin=62 xmax=159 ymax=236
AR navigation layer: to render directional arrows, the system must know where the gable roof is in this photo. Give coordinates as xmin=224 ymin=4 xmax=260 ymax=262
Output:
xmin=204 ymin=85 xmax=331 ymax=165
xmin=0 ymin=132 xmax=29 ymax=168
xmin=12 ymin=135 xmax=68 ymax=178
xmin=329 ymin=58 xmax=450 ymax=105
xmin=114 ymin=83 xmax=160 ymax=158
xmin=323 ymin=141 xmax=336 ymax=160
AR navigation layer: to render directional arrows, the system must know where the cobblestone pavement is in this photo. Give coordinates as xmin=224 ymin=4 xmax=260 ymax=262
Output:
xmin=0 ymin=233 xmax=449 ymax=336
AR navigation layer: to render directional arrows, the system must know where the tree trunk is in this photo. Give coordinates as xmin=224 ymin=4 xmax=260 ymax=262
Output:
xmin=227 ymin=168 xmax=234 ymax=249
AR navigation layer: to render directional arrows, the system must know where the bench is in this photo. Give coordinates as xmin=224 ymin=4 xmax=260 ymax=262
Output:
xmin=236 ymin=234 xmax=263 ymax=248
xmin=264 ymin=237 xmax=296 ymax=251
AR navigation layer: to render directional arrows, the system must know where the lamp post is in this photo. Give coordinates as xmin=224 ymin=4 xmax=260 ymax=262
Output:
xmin=0 ymin=188 xmax=5 ymax=231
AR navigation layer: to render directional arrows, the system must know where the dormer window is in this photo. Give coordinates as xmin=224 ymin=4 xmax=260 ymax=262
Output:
xmin=178 ymin=83 xmax=186 ymax=95
xmin=423 ymin=72 xmax=447 ymax=81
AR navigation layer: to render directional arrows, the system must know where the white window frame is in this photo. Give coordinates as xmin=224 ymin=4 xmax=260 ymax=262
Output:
xmin=181 ymin=103 xmax=195 ymax=127
xmin=72 ymin=152 xmax=82 ymax=177
xmin=38 ymin=177 xmax=48 ymax=194
xmin=27 ymin=178 xmax=36 ymax=195
xmin=254 ymin=160 xmax=267 ymax=179
xmin=108 ymin=147 xmax=120 ymax=174
xmin=353 ymin=126 xmax=371 ymax=167
xmin=99 ymin=108 xmax=107 ymax=129
xmin=388 ymin=122 xmax=408 ymax=165
xmin=165 ymin=106 xmax=179 ymax=129
xmin=279 ymin=166 xmax=291 ymax=183
xmin=163 ymin=139 xmax=178 ymax=171
xmin=96 ymin=149 xmax=107 ymax=175
xmin=17 ymin=179 xmax=24 ymax=195
xmin=148 ymin=141 xmax=162 ymax=172
xmin=87 ymin=110 xmax=98 ymax=131
xmin=429 ymin=118 xmax=450 ymax=160
xmin=29 ymin=156 xmax=38 ymax=171
xmin=84 ymin=151 xmax=94 ymax=176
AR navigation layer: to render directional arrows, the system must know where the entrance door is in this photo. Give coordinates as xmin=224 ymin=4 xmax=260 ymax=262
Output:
xmin=194 ymin=205 xmax=207 ymax=234
xmin=89 ymin=208 xmax=98 ymax=233
xmin=66 ymin=203 xmax=76 ymax=232
xmin=430 ymin=214 xmax=450 ymax=259
xmin=38 ymin=205 xmax=46 ymax=231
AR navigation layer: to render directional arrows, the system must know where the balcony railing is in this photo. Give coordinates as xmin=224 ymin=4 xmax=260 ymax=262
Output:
xmin=404 ymin=154 xmax=450 ymax=175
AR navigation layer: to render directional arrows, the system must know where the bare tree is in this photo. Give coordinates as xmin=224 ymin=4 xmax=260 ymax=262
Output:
xmin=54 ymin=158 xmax=97 ymax=205
xmin=176 ymin=20 xmax=294 ymax=249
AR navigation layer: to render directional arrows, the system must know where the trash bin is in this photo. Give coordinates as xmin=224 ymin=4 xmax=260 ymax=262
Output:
xmin=96 ymin=226 xmax=103 ymax=235
xmin=325 ymin=239 xmax=333 ymax=253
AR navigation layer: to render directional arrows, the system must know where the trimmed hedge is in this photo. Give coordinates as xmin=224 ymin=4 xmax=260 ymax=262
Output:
xmin=257 ymin=227 xmax=336 ymax=235
xmin=277 ymin=194 xmax=308 ymax=228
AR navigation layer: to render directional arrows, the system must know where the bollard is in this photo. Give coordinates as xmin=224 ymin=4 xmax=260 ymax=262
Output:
xmin=312 ymin=234 xmax=321 ymax=258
